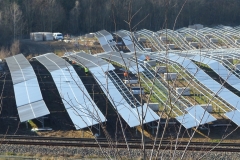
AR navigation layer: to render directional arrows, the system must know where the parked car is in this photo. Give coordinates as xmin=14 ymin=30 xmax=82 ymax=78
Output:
xmin=53 ymin=32 xmax=63 ymax=40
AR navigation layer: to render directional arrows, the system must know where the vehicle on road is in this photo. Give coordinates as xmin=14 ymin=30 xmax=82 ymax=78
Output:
xmin=53 ymin=32 xmax=63 ymax=41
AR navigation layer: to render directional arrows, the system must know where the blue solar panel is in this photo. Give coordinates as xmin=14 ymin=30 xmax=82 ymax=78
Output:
xmin=167 ymin=54 xmax=240 ymax=111
xmin=95 ymin=31 xmax=113 ymax=52
xmin=176 ymin=114 xmax=200 ymax=129
xmin=185 ymin=105 xmax=216 ymax=125
xmin=190 ymin=55 xmax=240 ymax=91
xmin=225 ymin=110 xmax=240 ymax=126
xmin=66 ymin=52 xmax=160 ymax=127
xmin=35 ymin=53 xmax=106 ymax=129
xmin=115 ymin=31 xmax=141 ymax=52
xmin=96 ymin=52 xmax=144 ymax=73
xmin=176 ymin=105 xmax=216 ymax=129
xmin=5 ymin=54 xmax=49 ymax=122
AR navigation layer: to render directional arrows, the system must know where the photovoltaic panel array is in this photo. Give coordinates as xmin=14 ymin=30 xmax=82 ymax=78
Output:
xmin=165 ymin=53 xmax=240 ymax=126
xmin=115 ymin=31 xmax=141 ymax=52
xmin=225 ymin=110 xmax=240 ymax=126
xmin=35 ymin=53 xmax=106 ymax=129
xmin=176 ymin=105 xmax=216 ymax=129
xmin=5 ymin=54 xmax=50 ymax=122
xmin=65 ymin=52 xmax=159 ymax=127
xmin=99 ymin=30 xmax=114 ymax=41
xmin=97 ymin=30 xmax=117 ymax=51
xmin=95 ymin=30 xmax=113 ymax=52
xmin=190 ymin=55 xmax=240 ymax=92
xmin=96 ymin=51 xmax=144 ymax=73
xmin=64 ymin=51 xmax=115 ymax=72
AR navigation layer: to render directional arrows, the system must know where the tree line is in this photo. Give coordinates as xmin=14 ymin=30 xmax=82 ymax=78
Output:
xmin=1 ymin=0 xmax=240 ymax=46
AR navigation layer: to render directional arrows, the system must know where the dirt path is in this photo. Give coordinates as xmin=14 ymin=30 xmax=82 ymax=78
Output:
xmin=20 ymin=39 xmax=77 ymax=57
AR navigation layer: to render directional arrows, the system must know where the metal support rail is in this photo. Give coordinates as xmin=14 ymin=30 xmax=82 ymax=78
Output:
xmin=138 ymin=29 xmax=163 ymax=50
xmin=141 ymin=64 xmax=191 ymax=108
xmin=214 ymin=31 xmax=235 ymax=48
xmin=107 ymin=70 xmax=141 ymax=108
xmin=209 ymin=27 xmax=239 ymax=48
xmin=203 ymin=53 xmax=240 ymax=79
xmin=176 ymin=32 xmax=195 ymax=50
xmin=122 ymin=30 xmax=146 ymax=52
xmin=184 ymin=31 xmax=210 ymax=49
xmin=159 ymin=57 xmax=232 ymax=113
xmin=198 ymin=28 xmax=224 ymax=48
xmin=220 ymin=28 xmax=240 ymax=48
xmin=96 ymin=32 xmax=113 ymax=52
xmin=160 ymin=57 xmax=228 ymax=109
xmin=151 ymin=33 xmax=166 ymax=50
xmin=196 ymin=31 xmax=219 ymax=49
xmin=112 ymin=45 xmax=119 ymax=52
xmin=139 ymin=75 xmax=181 ymax=117
xmin=224 ymin=34 xmax=239 ymax=48
xmin=141 ymin=72 xmax=185 ymax=114
xmin=137 ymin=30 xmax=162 ymax=51
xmin=99 ymin=31 xmax=118 ymax=52
xmin=150 ymin=71 xmax=192 ymax=107
xmin=167 ymin=32 xmax=187 ymax=50
xmin=168 ymin=32 xmax=185 ymax=50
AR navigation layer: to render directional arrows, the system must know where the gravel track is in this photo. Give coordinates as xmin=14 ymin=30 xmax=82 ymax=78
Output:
xmin=1 ymin=144 xmax=240 ymax=159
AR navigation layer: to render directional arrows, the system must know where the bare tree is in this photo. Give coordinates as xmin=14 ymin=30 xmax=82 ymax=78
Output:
xmin=69 ymin=0 xmax=81 ymax=34
xmin=10 ymin=40 xmax=20 ymax=56
xmin=9 ymin=2 xmax=23 ymax=40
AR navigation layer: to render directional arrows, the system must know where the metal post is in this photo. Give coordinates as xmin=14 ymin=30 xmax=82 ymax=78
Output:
xmin=98 ymin=124 xmax=101 ymax=136
xmin=42 ymin=117 xmax=45 ymax=128
xmin=152 ymin=122 xmax=154 ymax=134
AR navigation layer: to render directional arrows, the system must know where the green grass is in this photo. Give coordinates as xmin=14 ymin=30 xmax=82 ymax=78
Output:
xmin=28 ymin=120 xmax=38 ymax=129
xmin=211 ymin=139 xmax=221 ymax=143
xmin=148 ymin=64 xmax=231 ymax=114
xmin=233 ymin=59 xmax=240 ymax=65
xmin=140 ymin=75 xmax=182 ymax=117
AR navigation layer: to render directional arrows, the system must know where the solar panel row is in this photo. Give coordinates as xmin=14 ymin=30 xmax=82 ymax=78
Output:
xmin=5 ymin=54 xmax=50 ymax=122
xmin=66 ymin=52 xmax=160 ymax=127
xmin=96 ymin=51 xmax=144 ymax=73
xmin=35 ymin=53 xmax=106 ymax=129
xmin=165 ymin=53 xmax=240 ymax=126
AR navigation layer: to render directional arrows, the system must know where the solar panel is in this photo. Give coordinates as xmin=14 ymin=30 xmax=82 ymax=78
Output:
xmin=92 ymin=70 xmax=159 ymax=127
xmin=176 ymin=113 xmax=200 ymax=129
xmin=95 ymin=33 xmax=113 ymax=52
xmin=6 ymin=55 xmax=36 ymax=84
xmin=190 ymin=55 xmax=240 ymax=90
xmin=67 ymin=52 xmax=115 ymax=71
xmin=166 ymin=54 xmax=240 ymax=111
xmin=35 ymin=53 xmax=106 ymax=129
xmin=17 ymin=100 xmax=49 ymax=122
xmin=185 ymin=105 xmax=216 ymax=125
xmin=101 ymin=44 xmax=113 ymax=52
xmin=5 ymin=54 xmax=49 ymax=122
xmin=96 ymin=52 xmax=144 ymax=73
xmin=176 ymin=105 xmax=216 ymax=129
xmin=99 ymin=30 xmax=114 ymax=41
xmin=224 ymin=110 xmax=240 ymax=126
xmin=14 ymin=78 xmax=43 ymax=106
xmin=115 ymin=31 xmax=141 ymax=52
xmin=96 ymin=35 xmax=108 ymax=45
xmin=66 ymin=52 xmax=159 ymax=127
xmin=138 ymin=55 xmax=146 ymax=61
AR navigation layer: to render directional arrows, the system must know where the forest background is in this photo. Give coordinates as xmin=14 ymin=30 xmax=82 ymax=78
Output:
xmin=0 ymin=0 xmax=240 ymax=46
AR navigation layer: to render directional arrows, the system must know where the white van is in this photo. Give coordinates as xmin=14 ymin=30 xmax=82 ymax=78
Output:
xmin=53 ymin=32 xmax=63 ymax=40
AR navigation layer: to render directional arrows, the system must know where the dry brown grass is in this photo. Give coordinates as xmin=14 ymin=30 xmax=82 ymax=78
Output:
xmin=10 ymin=40 xmax=20 ymax=55
xmin=36 ymin=130 xmax=94 ymax=138
xmin=0 ymin=46 xmax=11 ymax=59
